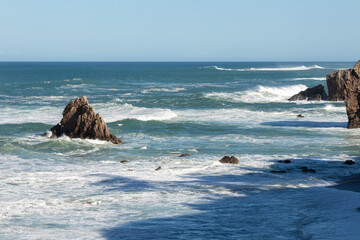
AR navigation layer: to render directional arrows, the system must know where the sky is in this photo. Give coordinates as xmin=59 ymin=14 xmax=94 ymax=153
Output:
xmin=0 ymin=0 xmax=359 ymax=61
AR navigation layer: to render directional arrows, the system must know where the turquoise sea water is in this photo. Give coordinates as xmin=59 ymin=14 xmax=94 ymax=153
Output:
xmin=1 ymin=62 xmax=360 ymax=239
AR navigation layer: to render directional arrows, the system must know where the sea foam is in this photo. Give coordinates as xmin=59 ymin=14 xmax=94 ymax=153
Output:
xmin=94 ymin=103 xmax=177 ymax=122
xmin=0 ymin=102 xmax=177 ymax=125
xmin=0 ymin=106 xmax=61 ymax=125
xmin=205 ymin=84 xmax=307 ymax=103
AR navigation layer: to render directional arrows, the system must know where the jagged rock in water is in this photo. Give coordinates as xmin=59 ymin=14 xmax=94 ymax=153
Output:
xmin=278 ymin=159 xmax=292 ymax=163
xmin=271 ymin=170 xmax=286 ymax=173
xmin=219 ymin=156 xmax=239 ymax=164
xmin=178 ymin=153 xmax=190 ymax=157
xmin=344 ymin=160 xmax=355 ymax=165
xmin=44 ymin=96 xmax=122 ymax=144
xmin=288 ymin=84 xmax=327 ymax=101
xmin=342 ymin=61 xmax=360 ymax=128
xmin=326 ymin=69 xmax=349 ymax=101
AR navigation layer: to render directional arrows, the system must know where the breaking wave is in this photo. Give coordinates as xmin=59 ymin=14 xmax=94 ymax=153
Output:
xmin=291 ymin=77 xmax=326 ymax=81
xmin=205 ymin=84 xmax=307 ymax=103
xmin=213 ymin=65 xmax=324 ymax=71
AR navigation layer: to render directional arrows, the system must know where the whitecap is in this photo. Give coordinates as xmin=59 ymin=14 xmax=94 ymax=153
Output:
xmin=57 ymin=83 xmax=94 ymax=89
xmin=188 ymin=149 xmax=198 ymax=152
xmin=291 ymin=77 xmax=326 ymax=81
xmin=141 ymin=87 xmax=186 ymax=94
xmin=213 ymin=65 xmax=324 ymax=71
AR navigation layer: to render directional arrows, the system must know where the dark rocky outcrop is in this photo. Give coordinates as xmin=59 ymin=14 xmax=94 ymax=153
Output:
xmin=278 ymin=160 xmax=292 ymax=164
xmin=344 ymin=160 xmax=356 ymax=165
xmin=288 ymin=84 xmax=327 ymax=101
xmin=300 ymin=166 xmax=316 ymax=173
xmin=178 ymin=154 xmax=190 ymax=157
xmin=326 ymin=70 xmax=349 ymax=101
xmin=44 ymin=96 xmax=122 ymax=144
xmin=219 ymin=156 xmax=239 ymax=164
xmin=325 ymin=61 xmax=360 ymax=127
xmin=271 ymin=170 xmax=286 ymax=173
xmin=342 ymin=61 xmax=360 ymax=128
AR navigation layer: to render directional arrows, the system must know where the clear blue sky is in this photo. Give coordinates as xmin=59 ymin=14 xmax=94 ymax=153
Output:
xmin=0 ymin=0 xmax=359 ymax=61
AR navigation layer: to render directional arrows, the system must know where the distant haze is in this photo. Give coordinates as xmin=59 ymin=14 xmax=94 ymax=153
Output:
xmin=0 ymin=0 xmax=359 ymax=61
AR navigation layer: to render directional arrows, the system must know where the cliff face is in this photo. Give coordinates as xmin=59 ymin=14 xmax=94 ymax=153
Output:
xmin=45 ymin=96 xmax=122 ymax=144
xmin=326 ymin=70 xmax=348 ymax=101
xmin=343 ymin=61 xmax=360 ymax=128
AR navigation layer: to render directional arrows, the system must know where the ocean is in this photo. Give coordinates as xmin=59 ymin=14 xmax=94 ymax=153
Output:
xmin=1 ymin=62 xmax=360 ymax=239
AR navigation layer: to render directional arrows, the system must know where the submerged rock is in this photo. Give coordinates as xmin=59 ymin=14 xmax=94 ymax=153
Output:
xmin=44 ymin=96 xmax=122 ymax=144
xmin=271 ymin=170 xmax=286 ymax=173
xmin=219 ymin=156 xmax=239 ymax=164
xmin=278 ymin=160 xmax=292 ymax=164
xmin=178 ymin=153 xmax=190 ymax=157
xmin=288 ymin=84 xmax=327 ymax=101
xmin=300 ymin=166 xmax=316 ymax=173
xmin=344 ymin=160 xmax=356 ymax=165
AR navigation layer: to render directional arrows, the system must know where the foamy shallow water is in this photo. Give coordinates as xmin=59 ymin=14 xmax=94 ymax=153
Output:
xmin=1 ymin=62 xmax=360 ymax=239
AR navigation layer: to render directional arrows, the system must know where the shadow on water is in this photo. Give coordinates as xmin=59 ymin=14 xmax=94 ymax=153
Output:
xmin=97 ymin=158 xmax=360 ymax=240
xmin=89 ymin=174 xmax=156 ymax=192
xmin=261 ymin=121 xmax=347 ymax=128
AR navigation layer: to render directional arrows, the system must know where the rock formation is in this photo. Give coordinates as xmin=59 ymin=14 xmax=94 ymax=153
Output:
xmin=288 ymin=84 xmax=327 ymax=101
xmin=219 ymin=156 xmax=239 ymax=164
xmin=341 ymin=61 xmax=360 ymax=128
xmin=44 ymin=96 xmax=122 ymax=144
xmin=344 ymin=160 xmax=355 ymax=165
xmin=300 ymin=166 xmax=316 ymax=173
xmin=278 ymin=160 xmax=291 ymax=163
xmin=178 ymin=153 xmax=190 ymax=157
xmin=326 ymin=70 xmax=348 ymax=101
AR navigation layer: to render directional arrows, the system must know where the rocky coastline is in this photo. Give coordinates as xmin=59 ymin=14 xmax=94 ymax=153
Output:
xmin=290 ymin=61 xmax=360 ymax=129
